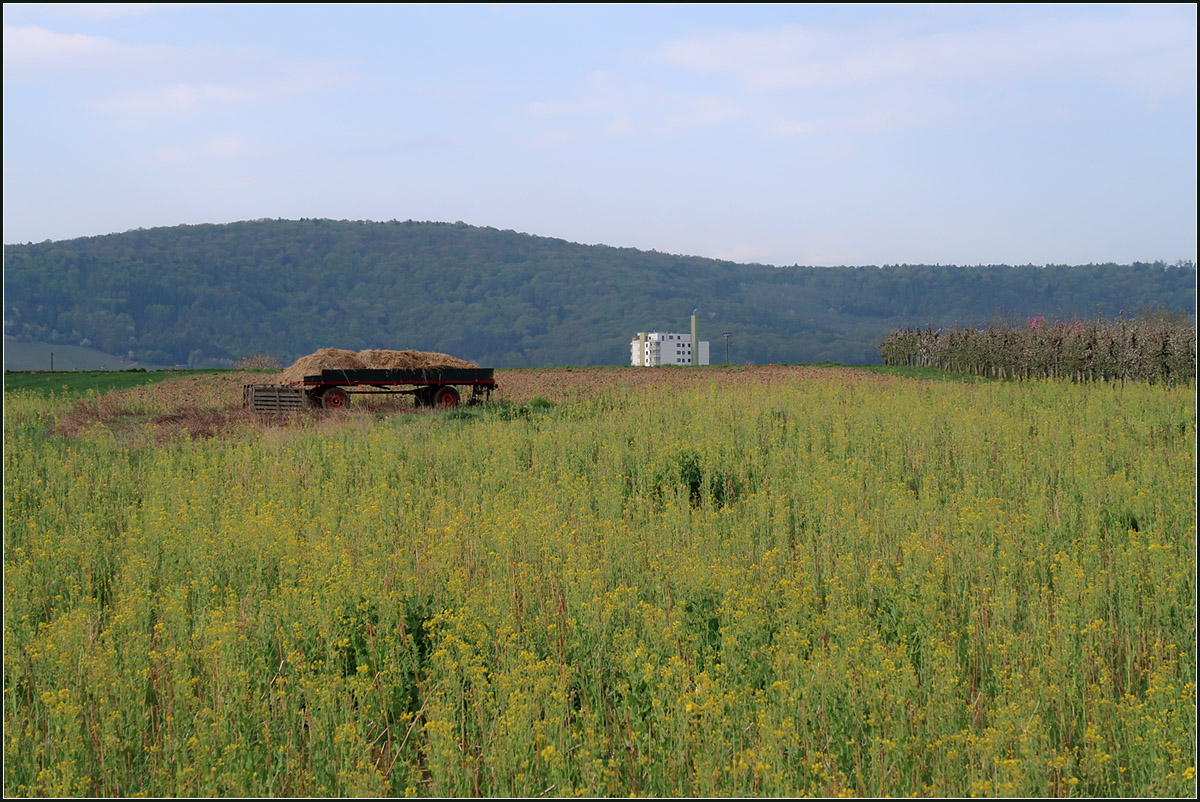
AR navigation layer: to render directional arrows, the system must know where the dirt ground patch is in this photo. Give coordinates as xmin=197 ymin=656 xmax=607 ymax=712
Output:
xmin=50 ymin=365 xmax=895 ymax=441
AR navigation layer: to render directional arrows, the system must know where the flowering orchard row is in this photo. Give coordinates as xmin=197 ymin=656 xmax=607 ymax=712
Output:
xmin=4 ymin=371 xmax=1195 ymax=796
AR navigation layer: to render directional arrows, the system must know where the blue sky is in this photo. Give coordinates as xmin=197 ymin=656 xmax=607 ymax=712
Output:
xmin=3 ymin=3 xmax=1196 ymax=266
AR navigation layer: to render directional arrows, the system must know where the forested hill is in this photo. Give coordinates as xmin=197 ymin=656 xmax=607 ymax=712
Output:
xmin=4 ymin=219 xmax=1196 ymax=368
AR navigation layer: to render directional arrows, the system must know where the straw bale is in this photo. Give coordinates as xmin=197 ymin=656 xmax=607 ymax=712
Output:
xmin=276 ymin=348 xmax=366 ymax=383
xmin=356 ymin=349 xmax=477 ymax=370
xmin=276 ymin=347 xmax=476 ymax=383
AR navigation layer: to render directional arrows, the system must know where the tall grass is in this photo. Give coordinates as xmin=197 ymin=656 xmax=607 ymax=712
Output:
xmin=4 ymin=374 xmax=1195 ymax=796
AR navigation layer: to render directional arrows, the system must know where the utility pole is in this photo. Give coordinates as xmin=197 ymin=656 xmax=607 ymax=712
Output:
xmin=722 ymin=333 xmax=731 ymax=364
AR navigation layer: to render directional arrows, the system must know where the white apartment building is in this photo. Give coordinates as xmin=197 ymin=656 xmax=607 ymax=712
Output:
xmin=631 ymin=332 xmax=710 ymax=366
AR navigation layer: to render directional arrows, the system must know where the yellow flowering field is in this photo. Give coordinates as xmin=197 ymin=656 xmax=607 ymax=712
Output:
xmin=4 ymin=369 xmax=1195 ymax=797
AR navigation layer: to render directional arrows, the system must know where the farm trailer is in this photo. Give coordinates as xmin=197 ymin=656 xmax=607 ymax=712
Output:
xmin=243 ymin=367 xmax=496 ymax=412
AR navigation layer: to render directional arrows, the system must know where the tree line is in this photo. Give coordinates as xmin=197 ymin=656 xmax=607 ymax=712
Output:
xmin=879 ymin=314 xmax=1197 ymax=384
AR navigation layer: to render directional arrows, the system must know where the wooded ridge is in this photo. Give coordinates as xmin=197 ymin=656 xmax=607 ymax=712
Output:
xmin=4 ymin=219 xmax=1195 ymax=368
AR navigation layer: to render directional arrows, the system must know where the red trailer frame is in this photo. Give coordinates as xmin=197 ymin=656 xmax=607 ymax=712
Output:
xmin=244 ymin=367 xmax=496 ymax=411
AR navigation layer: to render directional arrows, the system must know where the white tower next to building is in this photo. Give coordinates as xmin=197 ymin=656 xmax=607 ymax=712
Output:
xmin=631 ymin=314 xmax=710 ymax=366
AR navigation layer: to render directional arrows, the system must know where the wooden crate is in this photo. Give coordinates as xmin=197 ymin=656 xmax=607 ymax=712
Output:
xmin=244 ymin=384 xmax=308 ymax=413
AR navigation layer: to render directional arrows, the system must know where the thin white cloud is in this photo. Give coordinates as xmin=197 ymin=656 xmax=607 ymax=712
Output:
xmin=772 ymin=120 xmax=814 ymax=137
xmin=526 ymin=71 xmax=746 ymax=142
xmin=90 ymin=59 xmax=352 ymax=116
xmin=603 ymin=116 xmax=634 ymax=137
xmin=2 ymin=24 xmax=178 ymax=73
xmin=5 ymin=24 xmax=356 ymax=117
xmin=676 ymin=94 xmax=743 ymax=127
xmin=94 ymin=83 xmax=249 ymax=115
xmin=652 ymin=10 xmax=1196 ymax=97
xmin=528 ymin=6 xmax=1195 ymax=141
xmin=526 ymin=71 xmax=638 ymax=118
xmin=152 ymin=134 xmax=250 ymax=163
xmin=5 ymin=4 xmax=189 ymax=21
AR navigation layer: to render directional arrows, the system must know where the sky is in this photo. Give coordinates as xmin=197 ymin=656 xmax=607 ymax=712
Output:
xmin=3 ymin=3 xmax=1196 ymax=267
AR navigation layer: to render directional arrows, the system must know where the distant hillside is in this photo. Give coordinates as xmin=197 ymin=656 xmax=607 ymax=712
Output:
xmin=3 ymin=219 xmax=1195 ymax=367
xmin=2 ymin=336 xmax=166 ymax=372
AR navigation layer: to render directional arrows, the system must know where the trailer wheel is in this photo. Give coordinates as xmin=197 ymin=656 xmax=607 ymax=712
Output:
xmin=433 ymin=386 xmax=459 ymax=409
xmin=320 ymin=387 xmax=350 ymax=410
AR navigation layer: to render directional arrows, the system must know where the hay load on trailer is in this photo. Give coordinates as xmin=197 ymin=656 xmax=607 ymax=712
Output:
xmin=244 ymin=348 xmax=495 ymax=412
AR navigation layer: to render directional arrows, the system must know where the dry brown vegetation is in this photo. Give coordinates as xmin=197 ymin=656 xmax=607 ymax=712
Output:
xmin=49 ymin=365 xmax=896 ymax=442
xmin=880 ymin=318 xmax=1197 ymax=383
